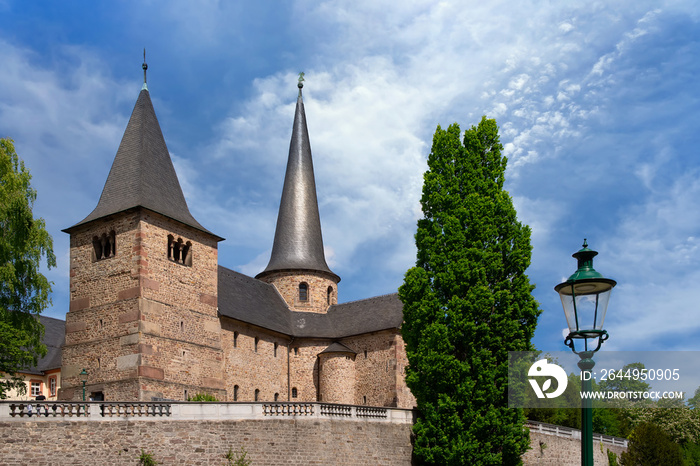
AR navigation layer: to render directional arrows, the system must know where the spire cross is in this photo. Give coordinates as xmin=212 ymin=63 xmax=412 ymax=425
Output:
xmin=142 ymin=49 xmax=148 ymax=90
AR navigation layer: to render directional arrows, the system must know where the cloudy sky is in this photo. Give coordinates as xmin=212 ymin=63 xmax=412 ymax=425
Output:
xmin=1 ymin=1 xmax=698 ymax=352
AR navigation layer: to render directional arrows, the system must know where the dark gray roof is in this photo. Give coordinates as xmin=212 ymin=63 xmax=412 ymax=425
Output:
xmin=65 ymin=89 xmax=220 ymax=239
xmin=36 ymin=315 xmax=64 ymax=372
xmin=257 ymin=87 xmax=338 ymax=281
xmin=219 ymin=266 xmax=402 ymax=338
xmin=21 ymin=315 xmax=65 ymax=375
xmin=218 ymin=266 xmax=292 ymax=335
xmin=319 ymin=342 xmax=356 ymax=355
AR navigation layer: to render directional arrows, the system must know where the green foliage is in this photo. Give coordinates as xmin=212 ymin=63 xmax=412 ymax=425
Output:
xmin=0 ymin=138 xmax=56 ymax=399
xmin=224 ymin=446 xmax=251 ymax=466
xmin=607 ymin=449 xmax=619 ymax=466
xmin=620 ymin=422 xmax=684 ymax=466
xmin=399 ymin=117 xmax=541 ymax=465
xmin=138 ymin=449 xmax=158 ymax=466
xmin=688 ymin=387 xmax=700 ymax=410
xmin=188 ymin=393 xmax=217 ymax=401
xmin=681 ymin=441 xmax=700 ymax=466
xmin=628 ymin=398 xmax=700 ymax=445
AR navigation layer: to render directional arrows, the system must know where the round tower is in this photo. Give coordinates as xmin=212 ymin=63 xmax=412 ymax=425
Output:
xmin=318 ymin=343 xmax=356 ymax=404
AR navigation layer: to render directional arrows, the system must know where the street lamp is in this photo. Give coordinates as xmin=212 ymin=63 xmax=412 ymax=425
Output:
xmin=79 ymin=368 xmax=88 ymax=402
xmin=555 ymin=240 xmax=616 ymax=466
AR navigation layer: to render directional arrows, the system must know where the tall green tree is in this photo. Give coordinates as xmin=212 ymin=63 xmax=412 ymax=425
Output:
xmin=0 ymin=138 xmax=56 ymax=398
xmin=399 ymin=117 xmax=541 ymax=465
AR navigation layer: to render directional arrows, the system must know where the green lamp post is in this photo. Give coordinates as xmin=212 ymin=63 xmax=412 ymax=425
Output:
xmin=79 ymin=368 xmax=88 ymax=402
xmin=555 ymin=240 xmax=616 ymax=466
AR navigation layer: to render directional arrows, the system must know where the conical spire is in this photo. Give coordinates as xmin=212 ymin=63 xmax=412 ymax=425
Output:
xmin=65 ymin=76 xmax=218 ymax=239
xmin=257 ymin=81 xmax=338 ymax=281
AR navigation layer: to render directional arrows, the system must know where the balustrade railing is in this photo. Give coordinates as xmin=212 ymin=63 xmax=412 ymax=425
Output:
xmin=526 ymin=420 xmax=628 ymax=447
xmin=100 ymin=402 xmax=171 ymax=417
xmin=1 ymin=401 xmax=413 ymax=423
xmin=262 ymin=403 xmax=314 ymax=416
xmin=9 ymin=402 xmax=89 ymax=418
xmin=356 ymin=406 xmax=387 ymax=418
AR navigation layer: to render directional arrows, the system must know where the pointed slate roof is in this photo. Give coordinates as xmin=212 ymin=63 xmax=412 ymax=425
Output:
xmin=65 ymin=88 xmax=219 ymax=239
xmin=257 ymin=84 xmax=338 ymax=281
xmin=219 ymin=266 xmax=403 ymax=338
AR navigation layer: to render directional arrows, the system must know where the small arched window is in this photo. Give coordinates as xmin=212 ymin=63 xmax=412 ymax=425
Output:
xmin=254 ymin=389 xmax=260 ymax=401
xmin=92 ymin=231 xmax=116 ymax=261
xmin=274 ymin=342 xmax=278 ymax=357
xmin=254 ymin=337 xmax=259 ymax=353
xmin=168 ymin=235 xmax=192 ymax=266
xmin=233 ymin=385 xmax=239 ymax=401
xmin=274 ymin=393 xmax=279 ymax=402
xmin=293 ymin=347 xmax=299 ymax=356
xmin=299 ymin=283 xmax=308 ymax=301
xmin=327 ymin=286 xmax=333 ymax=305
xmin=233 ymin=331 xmax=238 ymax=348
xmin=291 ymin=387 xmax=298 ymax=398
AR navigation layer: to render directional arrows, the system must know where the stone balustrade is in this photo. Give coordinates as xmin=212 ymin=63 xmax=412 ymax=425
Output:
xmin=526 ymin=420 xmax=628 ymax=447
xmin=0 ymin=401 xmax=413 ymax=424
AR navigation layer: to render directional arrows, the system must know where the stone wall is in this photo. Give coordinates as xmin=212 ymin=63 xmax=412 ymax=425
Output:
xmin=259 ymin=270 xmax=338 ymax=313
xmin=0 ymin=418 xmax=413 ymax=466
xmin=0 ymin=402 xmax=414 ymax=466
xmin=62 ymin=209 xmax=225 ymax=402
xmin=523 ymin=431 xmax=627 ymax=466
xmin=0 ymin=402 xmax=627 ymax=466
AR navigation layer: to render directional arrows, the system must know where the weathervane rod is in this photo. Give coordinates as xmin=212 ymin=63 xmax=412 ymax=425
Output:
xmin=142 ymin=48 xmax=148 ymax=91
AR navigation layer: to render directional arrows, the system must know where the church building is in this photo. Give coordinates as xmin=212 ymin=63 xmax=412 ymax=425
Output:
xmin=57 ymin=63 xmax=415 ymax=408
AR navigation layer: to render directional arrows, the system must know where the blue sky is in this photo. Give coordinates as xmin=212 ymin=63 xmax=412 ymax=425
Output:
xmin=1 ymin=1 xmax=698 ymax=352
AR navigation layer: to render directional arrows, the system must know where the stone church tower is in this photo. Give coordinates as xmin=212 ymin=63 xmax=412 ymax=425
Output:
xmin=256 ymin=81 xmax=340 ymax=314
xmin=59 ymin=65 xmax=226 ymax=401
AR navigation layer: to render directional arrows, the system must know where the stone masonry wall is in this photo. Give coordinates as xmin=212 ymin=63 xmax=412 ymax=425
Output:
xmin=318 ymin=352 xmax=356 ymax=403
xmin=260 ymin=270 xmax=338 ymax=313
xmin=62 ymin=209 xmax=225 ymax=401
xmin=0 ymin=418 xmax=414 ymax=466
xmin=522 ymin=431 xmax=627 ymax=466
xmin=220 ymin=319 xmax=289 ymax=401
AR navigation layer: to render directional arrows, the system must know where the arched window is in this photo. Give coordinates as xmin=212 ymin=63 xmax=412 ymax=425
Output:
xmin=293 ymin=347 xmax=299 ymax=356
xmin=274 ymin=393 xmax=279 ymax=401
xmin=233 ymin=385 xmax=239 ymax=401
xmin=92 ymin=231 xmax=116 ymax=261
xmin=274 ymin=342 xmax=278 ymax=358
xmin=299 ymin=283 xmax=308 ymax=301
xmin=363 ymin=395 xmax=367 ymax=405
xmin=168 ymin=235 xmax=192 ymax=266
xmin=327 ymin=286 xmax=333 ymax=304
xmin=254 ymin=337 xmax=259 ymax=353
xmin=254 ymin=389 xmax=260 ymax=401
xmin=233 ymin=332 xmax=238 ymax=348
xmin=291 ymin=387 xmax=298 ymax=398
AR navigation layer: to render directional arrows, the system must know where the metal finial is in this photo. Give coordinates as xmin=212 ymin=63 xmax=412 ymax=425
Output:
xmin=142 ymin=48 xmax=148 ymax=91
xmin=298 ymin=72 xmax=304 ymax=96
xmin=582 ymin=238 xmax=588 ymax=248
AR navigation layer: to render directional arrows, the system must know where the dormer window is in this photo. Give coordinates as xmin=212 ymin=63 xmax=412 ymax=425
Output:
xmin=299 ymin=283 xmax=308 ymax=302
xmin=168 ymin=235 xmax=192 ymax=266
xmin=92 ymin=231 xmax=116 ymax=262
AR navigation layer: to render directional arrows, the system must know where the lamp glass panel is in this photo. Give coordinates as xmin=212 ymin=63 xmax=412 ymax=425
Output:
xmin=559 ymin=292 xmax=578 ymax=333
xmin=571 ymin=288 xmax=611 ymax=331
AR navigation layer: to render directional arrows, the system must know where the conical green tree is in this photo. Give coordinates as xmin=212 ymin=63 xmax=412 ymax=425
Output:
xmin=399 ymin=117 xmax=541 ymax=465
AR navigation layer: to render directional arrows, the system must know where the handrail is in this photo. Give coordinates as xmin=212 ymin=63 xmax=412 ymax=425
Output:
xmin=525 ymin=420 xmax=628 ymax=447
xmin=0 ymin=401 xmax=412 ymax=424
